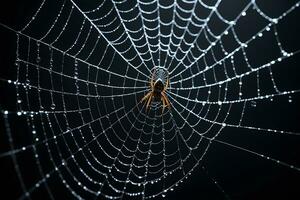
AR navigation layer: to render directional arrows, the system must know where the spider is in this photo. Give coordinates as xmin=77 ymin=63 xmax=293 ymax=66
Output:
xmin=141 ymin=74 xmax=171 ymax=112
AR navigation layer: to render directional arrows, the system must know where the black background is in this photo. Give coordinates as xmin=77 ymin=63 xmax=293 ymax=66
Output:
xmin=0 ymin=0 xmax=300 ymax=200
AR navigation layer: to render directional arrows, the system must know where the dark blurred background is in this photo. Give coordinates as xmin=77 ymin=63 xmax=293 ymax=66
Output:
xmin=0 ymin=0 xmax=300 ymax=200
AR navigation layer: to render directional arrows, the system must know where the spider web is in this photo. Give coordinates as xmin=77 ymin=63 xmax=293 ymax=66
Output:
xmin=0 ymin=0 xmax=300 ymax=199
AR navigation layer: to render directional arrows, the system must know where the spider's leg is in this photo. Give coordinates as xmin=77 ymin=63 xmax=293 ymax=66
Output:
xmin=146 ymin=93 xmax=153 ymax=111
xmin=141 ymin=91 xmax=151 ymax=102
xmin=164 ymin=78 xmax=169 ymax=92
xmin=162 ymin=93 xmax=171 ymax=109
xmin=141 ymin=92 xmax=152 ymax=112
xmin=161 ymin=96 xmax=166 ymax=113
xmin=166 ymin=95 xmax=171 ymax=109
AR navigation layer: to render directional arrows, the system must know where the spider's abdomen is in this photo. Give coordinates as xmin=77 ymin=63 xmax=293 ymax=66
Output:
xmin=149 ymin=67 xmax=169 ymax=102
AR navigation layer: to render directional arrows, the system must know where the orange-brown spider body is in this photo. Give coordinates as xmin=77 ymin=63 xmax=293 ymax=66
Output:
xmin=141 ymin=75 xmax=171 ymax=112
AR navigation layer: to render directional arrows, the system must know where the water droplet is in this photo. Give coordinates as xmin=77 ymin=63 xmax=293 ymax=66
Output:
xmin=51 ymin=103 xmax=56 ymax=110
xmin=62 ymin=159 xmax=66 ymax=166
xmin=273 ymin=18 xmax=278 ymax=24
xmin=15 ymin=60 xmax=20 ymax=67
xmin=36 ymin=56 xmax=41 ymax=63
xmin=250 ymin=100 xmax=257 ymax=107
